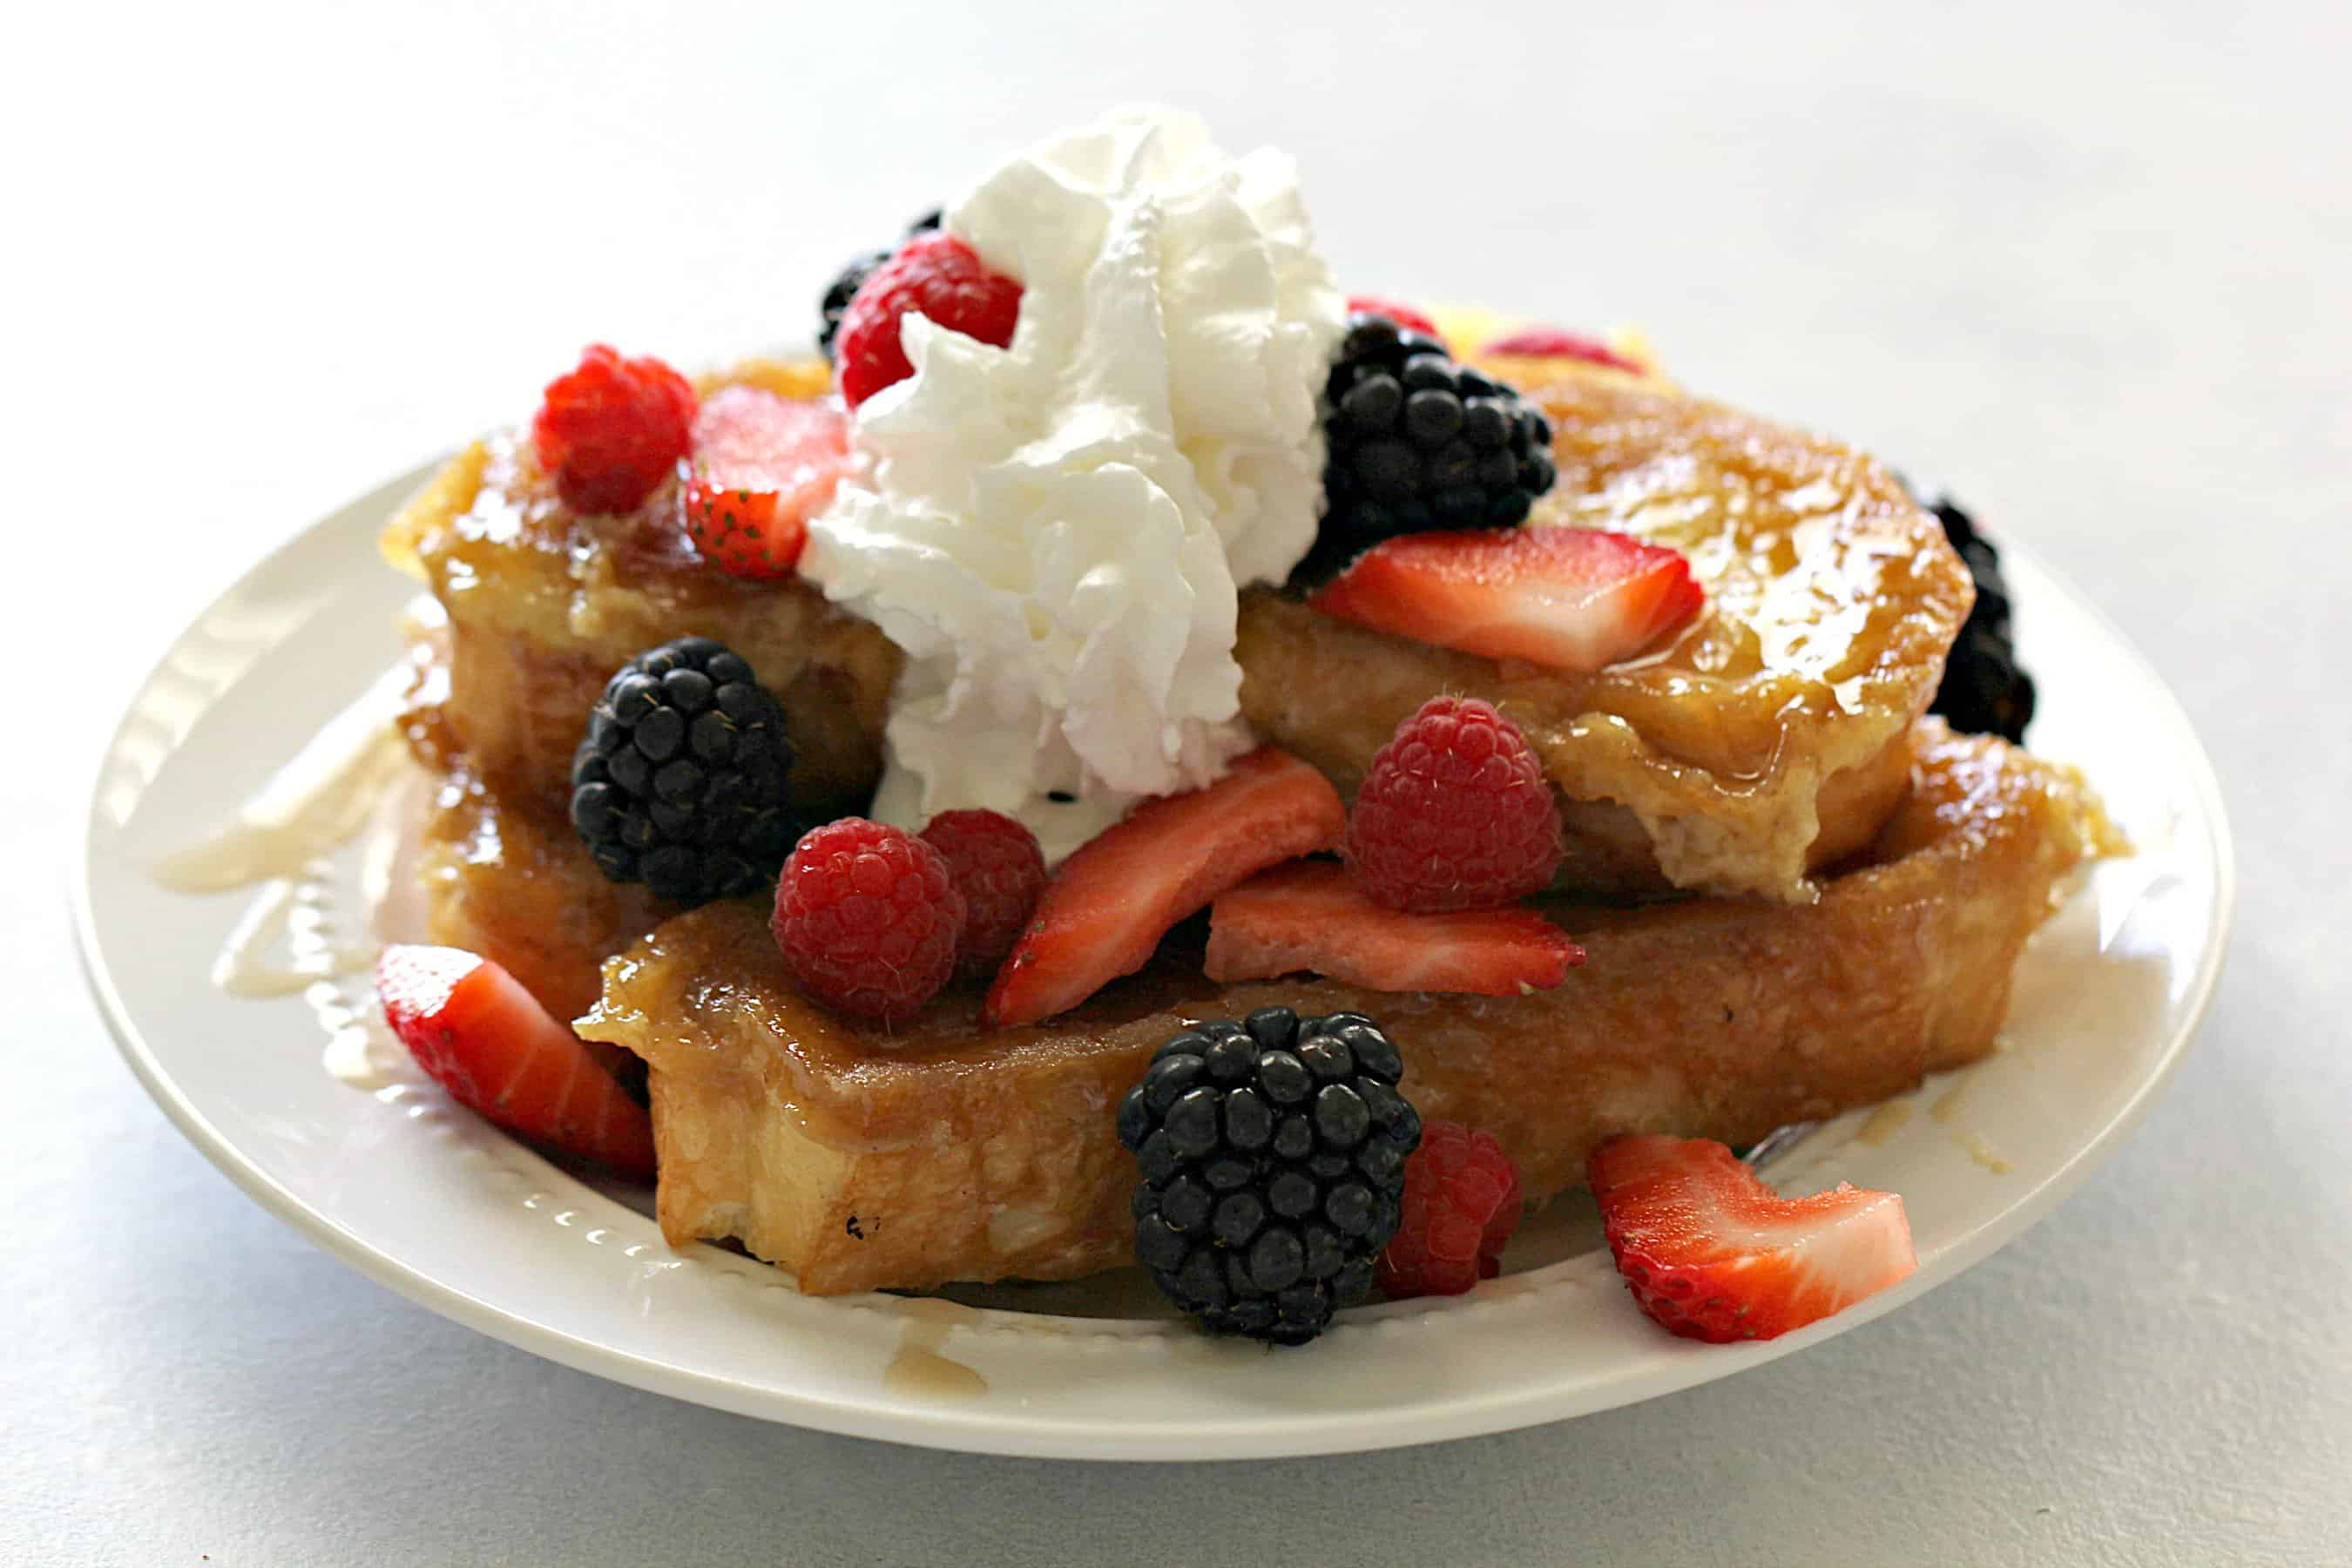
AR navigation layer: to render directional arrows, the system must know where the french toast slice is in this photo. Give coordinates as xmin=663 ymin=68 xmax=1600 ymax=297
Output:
xmin=572 ymin=722 xmax=2111 ymax=1295
xmin=1240 ymin=363 xmax=1973 ymax=902
xmin=382 ymin=352 xmax=1969 ymax=902
xmin=380 ymin=359 xmax=902 ymax=828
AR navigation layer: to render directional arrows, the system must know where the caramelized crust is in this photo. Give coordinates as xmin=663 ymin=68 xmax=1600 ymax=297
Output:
xmin=571 ymin=723 xmax=2110 ymax=1294
xmin=416 ymin=767 xmax=671 ymax=1030
xmin=382 ymin=354 xmax=1967 ymax=902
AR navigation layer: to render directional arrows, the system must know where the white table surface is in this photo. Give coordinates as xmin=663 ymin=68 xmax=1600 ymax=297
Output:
xmin=14 ymin=1 xmax=2349 ymax=1562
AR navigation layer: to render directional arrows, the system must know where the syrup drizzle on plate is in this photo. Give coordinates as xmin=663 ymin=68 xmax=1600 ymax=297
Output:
xmin=151 ymin=664 xmax=413 ymax=1085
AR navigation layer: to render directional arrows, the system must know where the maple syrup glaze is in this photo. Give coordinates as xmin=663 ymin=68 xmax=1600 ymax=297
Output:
xmin=154 ymin=666 xmax=412 ymax=1001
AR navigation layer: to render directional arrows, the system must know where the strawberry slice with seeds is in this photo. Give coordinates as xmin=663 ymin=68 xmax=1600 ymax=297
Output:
xmin=1309 ymin=526 xmax=1703 ymax=672
xmin=377 ymin=944 xmax=656 ymax=1178
xmin=1205 ymin=861 xmax=1584 ymax=996
xmin=1587 ymin=1135 xmax=1916 ymax=1343
xmin=1481 ymin=325 xmax=1647 ymax=374
xmin=679 ymin=386 xmax=851 ymax=579
xmin=982 ymin=748 xmax=1346 ymax=1028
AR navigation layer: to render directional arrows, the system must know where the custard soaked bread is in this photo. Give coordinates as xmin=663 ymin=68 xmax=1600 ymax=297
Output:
xmin=573 ymin=724 xmax=2106 ymax=1294
xmin=382 ymin=353 xmax=1970 ymax=904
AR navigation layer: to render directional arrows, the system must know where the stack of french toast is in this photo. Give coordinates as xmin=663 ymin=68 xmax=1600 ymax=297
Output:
xmin=381 ymin=336 xmax=2114 ymax=1298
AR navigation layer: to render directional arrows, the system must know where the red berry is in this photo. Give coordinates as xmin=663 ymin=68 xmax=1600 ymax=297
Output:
xmin=1206 ymin=861 xmax=1583 ymax=996
xmin=1587 ymin=1135 xmax=1916 ymax=1342
xmin=1377 ymin=1120 xmax=1524 ymax=1298
xmin=1342 ymin=696 xmax=1565 ymax=913
xmin=376 ymin=944 xmax=656 ymax=1177
xmin=530 ymin=344 xmax=697 ymax=515
xmin=983 ymin=748 xmax=1346 ymax=1029
xmin=920 ymin=808 xmax=1047 ymax=983
xmin=835 ymin=233 xmax=1023 ymax=408
xmin=772 ymin=819 xmax=966 ymax=1024
xmin=1481 ymin=325 xmax=1646 ymax=375
xmin=679 ymin=387 xmax=851 ymax=579
xmin=1309 ymin=527 xmax=1705 ymax=673
xmin=1346 ymin=294 xmax=1439 ymax=336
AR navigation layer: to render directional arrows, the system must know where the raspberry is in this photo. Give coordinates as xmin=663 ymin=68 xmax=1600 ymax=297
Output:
xmin=835 ymin=233 xmax=1023 ymax=408
xmin=919 ymin=809 xmax=1047 ymax=983
xmin=1376 ymin=1119 xmax=1524 ymax=1298
xmin=1342 ymin=696 xmax=1564 ymax=912
xmin=817 ymin=206 xmax=943 ymax=360
xmin=771 ymin=819 xmax=965 ymax=1024
xmin=1345 ymin=294 xmax=1439 ymax=336
xmin=529 ymin=344 xmax=697 ymax=515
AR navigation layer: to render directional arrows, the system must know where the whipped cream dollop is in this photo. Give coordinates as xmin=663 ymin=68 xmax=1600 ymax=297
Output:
xmin=802 ymin=106 xmax=1346 ymax=860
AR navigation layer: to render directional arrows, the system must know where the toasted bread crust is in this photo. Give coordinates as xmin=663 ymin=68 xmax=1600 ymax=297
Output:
xmin=568 ymin=723 xmax=2108 ymax=1294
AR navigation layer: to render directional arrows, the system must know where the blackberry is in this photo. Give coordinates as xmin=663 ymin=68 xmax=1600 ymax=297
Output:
xmin=1909 ymin=483 xmax=2038 ymax=743
xmin=816 ymin=207 xmax=943 ymax=361
xmin=570 ymin=636 xmax=801 ymax=905
xmin=1117 ymin=1007 xmax=1421 ymax=1346
xmin=1297 ymin=313 xmax=1558 ymax=586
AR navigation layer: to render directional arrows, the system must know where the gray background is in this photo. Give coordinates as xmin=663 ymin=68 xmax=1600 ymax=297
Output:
xmin=13 ymin=1 xmax=2349 ymax=1562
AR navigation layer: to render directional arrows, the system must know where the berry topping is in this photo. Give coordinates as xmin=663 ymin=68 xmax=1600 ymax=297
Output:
xmin=772 ymin=819 xmax=966 ymax=1024
xmin=1118 ymin=1007 xmax=1422 ymax=1344
xmin=920 ymin=808 xmax=1048 ymax=983
xmin=529 ymin=344 xmax=698 ymax=516
xmin=679 ymin=386 xmax=851 ymax=579
xmin=1479 ymin=325 xmax=1646 ymax=375
xmin=835 ymin=232 xmax=1024 ymax=409
xmin=1309 ymin=524 xmax=1704 ymax=672
xmin=1343 ymin=294 xmax=1439 ymax=336
xmin=1377 ymin=1120 xmax=1524 ymax=1299
xmin=1301 ymin=313 xmax=1558 ymax=585
xmin=570 ymin=636 xmax=800 ymax=906
xmin=1588 ymin=1135 xmax=1917 ymax=1343
xmin=1912 ymin=485 xmax=2036 ymax=743
xmin=1342 ymin=696 xmax=1565 ymax=914
xmin=376 ymin=944 xmax=656 ymax=1177
xmin=982 ymin=748 xmax=1347 ymax=1029
xmin=1206 ymin=862 xmax=1583 ymax=995
xmin=817 ymin=207 xmax=944 ymax=361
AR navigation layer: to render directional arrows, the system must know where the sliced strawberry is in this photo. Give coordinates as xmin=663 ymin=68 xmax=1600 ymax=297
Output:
xmin=1481 ymin=325 xmax=1647 ymax=374
xmin=377 ymin=944 xmax=656 ymax=1178
xmin=1205 ymin=861 xmax=1583 ymax=996
xmin=679 ymin=386 xmax=852 ymax=579
xmin=1587 ymin=1135 xmax=1916 ymax=1343
xmin=1308 ymin=526 xmax=1704 ymax=672
xmin=982 ymin=748 xmax=1345 ymax=1028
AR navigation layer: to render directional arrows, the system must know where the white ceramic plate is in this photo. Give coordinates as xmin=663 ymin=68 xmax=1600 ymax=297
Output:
xmin=77 ymin=463 xmax=2232 ymax=1460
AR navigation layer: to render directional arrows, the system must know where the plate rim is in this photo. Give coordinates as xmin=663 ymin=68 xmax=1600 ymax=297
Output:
xmin=72 ymin=462 xmax=2237 ymax=1460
